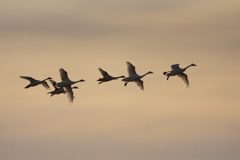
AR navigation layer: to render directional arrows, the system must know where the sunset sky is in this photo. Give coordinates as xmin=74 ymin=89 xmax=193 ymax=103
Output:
xmin=1 ymin=0 xmax=240 ymax=160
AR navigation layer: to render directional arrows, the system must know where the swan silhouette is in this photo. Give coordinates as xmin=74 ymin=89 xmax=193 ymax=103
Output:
xmin=20 ymin=76 xmax=52 ymax=89
xmin=163 ymin=63 xmax=197 ymax=87
xmin=97 ymin=68 xmax=125 ymax=84
xmin=56 ymin=68 xmax=85 ymax=103
xmin=48 ymin=79 xmax=78 ymax=97
xmin=122 ymin=62 xmax=153 ymax=90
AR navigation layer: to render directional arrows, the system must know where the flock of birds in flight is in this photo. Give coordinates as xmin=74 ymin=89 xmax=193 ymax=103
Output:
xmin=20 ymin=62 xmax=197 ymax=103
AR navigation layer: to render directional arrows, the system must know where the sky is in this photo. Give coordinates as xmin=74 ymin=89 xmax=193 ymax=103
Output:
xmin=1 ymin=0 xmax=240 ymax=160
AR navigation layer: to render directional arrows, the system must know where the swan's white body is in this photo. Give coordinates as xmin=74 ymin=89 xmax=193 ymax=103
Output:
xmin=56 ymin=68 xmax=85 ymax=103
xmin=97 ymin=68 xmax=125 ymax=84
xmin=163 ymin=63 xmax=197 ymax=87
xmin=20 ymin=76 xmax=52 ymax=89
xmin=48 ymin=79 xmax=78 ymax=97
xmin=122 ymin=62 xmax=153 ymax=90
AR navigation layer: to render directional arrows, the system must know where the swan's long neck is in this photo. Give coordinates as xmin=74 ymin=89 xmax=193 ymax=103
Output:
xmin=141 ymin=72 xmax=152 ymax=78
xmin=74 ymin=80 xmax=85 ymax=83
xmin=42 ymin=78 xmax=49 ymax=81
xmin=114 ymin=76 xmax=124 ymax=79
xmin=183 ymin=64 xmax=194 ymax=71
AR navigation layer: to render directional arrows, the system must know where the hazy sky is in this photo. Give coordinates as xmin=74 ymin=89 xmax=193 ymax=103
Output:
xmin=1 ymin=0 xmax=240 ymax=160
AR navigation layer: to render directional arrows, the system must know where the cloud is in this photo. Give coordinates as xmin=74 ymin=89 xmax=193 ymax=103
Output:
xmin=0 ymin=0 xmax=191 ymax=35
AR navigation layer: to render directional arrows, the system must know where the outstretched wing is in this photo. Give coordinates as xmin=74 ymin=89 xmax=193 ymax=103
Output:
xmin=42 ymin=81 xmax=50 ymax=89
xmin=49 ymin=79 xmax=58 ymax=89
xmin=64 ymin=86 xmax=74 ymax=103
xmin=178 ymin=73 xmax=189 ymax=88
xmin=59 ymin=68 xmax=70 ymax=81
xmin=98 ymin=68 xmax=111 ymax=78
xmin=20 ymin=76 xmax=36 ymax=82
xmin=126 ymin=62 xmax=137 ymax=76
xmin=171 ymin=64 xmax=180 ymax=71
xmin=134 ymin=80 xmax=144 ymax=90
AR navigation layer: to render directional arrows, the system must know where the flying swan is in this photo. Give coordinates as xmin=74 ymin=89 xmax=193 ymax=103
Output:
xmin=48 ymin=79 xmax=78 ymax=97
xmin=20 ymin=76 xmax=52 ymax=89
xmin=56 ymin=68 xmax=85 ymax=103
xmin=163 ymin=63 xmax=197 ymax=88
xmin=97 ymin=68 xmax=125 ymax=84
xmin=122 ymin=61 xmax=153 ymax=90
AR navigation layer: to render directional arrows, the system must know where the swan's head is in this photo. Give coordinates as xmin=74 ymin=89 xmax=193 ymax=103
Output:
xmin=47 ymin=77 xmax=52 ymax=80
xmin=72 ymin=86 xmax=79 ymax=89
xmin=147 ymin=71 xmax=153 ymax=74
xmin=190 ymin=64 xmax=197 ymax=66
xmin=79 ymin=79 xmax=85 ymax=82
xmin=163 ymin=72 xmax=167 ymax=75
xmin=120 ymin=76 xmax=125 ymax=78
